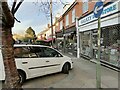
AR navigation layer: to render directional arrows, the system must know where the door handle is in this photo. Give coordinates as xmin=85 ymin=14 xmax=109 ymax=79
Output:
xmin=22 ymin=62 xmax=28 ymax=64
xmin=46 ymin=61 xmax=49 ymax=62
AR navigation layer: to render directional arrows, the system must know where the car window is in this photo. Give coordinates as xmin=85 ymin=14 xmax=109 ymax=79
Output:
xmin=14 ymin=47 xmax=38 ymax=58
xmin=14 ymin=47 xmax=23 ymax=58
xmin=39 ymin=47 xmax=63 ymax=57
xmin=14 ymin=46 xmax=63 ymax=58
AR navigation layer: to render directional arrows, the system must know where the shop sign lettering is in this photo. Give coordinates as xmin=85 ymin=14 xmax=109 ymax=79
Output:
xmin=79 ymin=2 xmax=118 ymax=26
xmin=102 ymin=4 xmax=117 ymax=17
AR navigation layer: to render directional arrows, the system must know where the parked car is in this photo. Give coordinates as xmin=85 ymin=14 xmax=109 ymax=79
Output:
xmin=0 ymin=44 xmax=73 ymax=83
xmin=35 ymin=40 xmax=51 ymax=46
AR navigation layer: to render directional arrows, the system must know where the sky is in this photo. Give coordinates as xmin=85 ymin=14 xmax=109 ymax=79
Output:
xmin=8 ymin=0 xmax=74 ymax=35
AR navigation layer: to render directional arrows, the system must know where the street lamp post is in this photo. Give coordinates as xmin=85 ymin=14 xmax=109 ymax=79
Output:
xmin=93 ymin=0 xmax=103 ymax=88
xmin=63 ymin=26 xmax=66 ymax=53
xmin=96 ymin=17 xmax=101 ymax=88
xmin=50 ymin=0 xmax=54 ymax=47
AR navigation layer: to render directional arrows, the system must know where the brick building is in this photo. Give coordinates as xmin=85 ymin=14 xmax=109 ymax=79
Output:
xmin=78 ymin=0 xmax=120 ymax=69
xmin=39 ymin=0 xmax=120 ymax=69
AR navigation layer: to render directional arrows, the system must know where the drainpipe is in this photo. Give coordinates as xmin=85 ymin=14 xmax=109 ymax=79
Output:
xmin=76 ymin=17 xmax=80 ymax=58
xmin=63 ymin=26 xmax=66 ymax=53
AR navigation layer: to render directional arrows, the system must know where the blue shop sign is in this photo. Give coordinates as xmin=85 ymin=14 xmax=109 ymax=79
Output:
xmin=79 ymin=1 xmax=118 ymax=26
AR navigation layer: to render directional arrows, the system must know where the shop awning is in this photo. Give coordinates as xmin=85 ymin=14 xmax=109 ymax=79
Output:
xmin=44 ymin=38 xmax=55 ymax=42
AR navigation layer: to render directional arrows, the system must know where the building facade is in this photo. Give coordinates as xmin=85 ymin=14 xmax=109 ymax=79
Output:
xmin=55 ymin=0 xmax=83 ymax=56
xmin=38 ymin=0 xmax=120 ymax=69
xmin=78 ymin=0 xmax=120 ymax=68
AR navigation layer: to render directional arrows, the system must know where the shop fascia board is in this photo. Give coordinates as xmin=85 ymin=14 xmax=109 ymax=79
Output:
xmin=56 ymin=37 xmax=64 ymax=40
xmin=79 ymin=12 xmax=120 ymax=32
xmin=78 ymin=0 xmax=120 ymax=26
xmin=78 ymin=1 xmax=120 ymax=32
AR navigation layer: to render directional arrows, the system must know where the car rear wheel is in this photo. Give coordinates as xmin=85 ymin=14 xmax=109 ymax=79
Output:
xmin=18 ymin=71 xmax=26 ymax=84
xmin=62 ymin=63 xmax=70 ymax=74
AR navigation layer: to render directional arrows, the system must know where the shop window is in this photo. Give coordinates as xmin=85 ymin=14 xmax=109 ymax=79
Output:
xmin=93 ymin=25 xmax=120 ymax=67
xmin=81 ymin=31 xmax=91 ymax=57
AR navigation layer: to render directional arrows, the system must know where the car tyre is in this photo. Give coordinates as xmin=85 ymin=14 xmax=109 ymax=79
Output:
xmin=18 ymin=71 xmax=26 ymax=84
xmin=62 ymin=63 xmax=69 ymax=74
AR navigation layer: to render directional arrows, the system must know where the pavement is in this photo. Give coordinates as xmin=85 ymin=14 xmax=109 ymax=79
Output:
xmin=63 ymin=52 xmax=119 ymax=88
xmin=0 ymin=52 xmax=119 ymax=89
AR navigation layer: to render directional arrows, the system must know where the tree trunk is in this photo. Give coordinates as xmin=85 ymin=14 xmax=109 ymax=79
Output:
xmin=1 ymin=27 xmax=21 ymax=89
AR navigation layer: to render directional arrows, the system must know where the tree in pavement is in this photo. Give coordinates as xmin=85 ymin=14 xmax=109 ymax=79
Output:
xmin=25 ymin=27 xmax=36 ymax=43
xmin=1 ymin=0 xmax=24 ymax=89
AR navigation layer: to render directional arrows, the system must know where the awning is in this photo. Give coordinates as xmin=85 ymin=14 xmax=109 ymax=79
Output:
xmin=56 ymin=31 xmax=63 ymax=38
xmin=56 ymin=37 xmax=64 ymax=40
xmin=44 ymin=38 xmax=55 ymax=42
xmin=64 ymin=26 xmax=76 ymax=34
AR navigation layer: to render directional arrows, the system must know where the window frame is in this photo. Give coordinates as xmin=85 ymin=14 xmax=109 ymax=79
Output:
xmin=82 ymin=1 xmax=88 ymax=14
xmin=66 ymin=14 xmax=69 ymax=26
xmin=72 ymin=9 xmax=75 ymax=23
xmin=60 ymin=21 xmax=63 ymax=30
xmin=39 ymin=47 xmax=63 ymax=58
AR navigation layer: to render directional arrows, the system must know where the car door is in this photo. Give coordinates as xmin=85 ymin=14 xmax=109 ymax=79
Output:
xmin=15 ymin=46 xmax=46 ymax=78
xmin=40 ymin=47 xmax=64 ymax=75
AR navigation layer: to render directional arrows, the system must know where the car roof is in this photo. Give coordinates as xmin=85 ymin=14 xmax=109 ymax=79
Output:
xmin=0 ymin=44 xmax=52 ymax=48
xmin=14 ymin=44 xmax=50 ymax=48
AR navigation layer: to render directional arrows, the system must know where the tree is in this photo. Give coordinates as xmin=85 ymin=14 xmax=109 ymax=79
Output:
xmin=25 ymin=27 xmax=36 ymax=43
xmin=34 ymin=0 xmax=54 ymax=46
xmin=33 ymin=0 xmax=69 ymax=46
xmin=1 ymin=0 xmax=24 ymax=89
xmin=24 ymin=27 xmax=36 ymax=43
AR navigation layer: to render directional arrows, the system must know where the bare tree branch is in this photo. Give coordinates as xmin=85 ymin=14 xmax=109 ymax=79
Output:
xmin=59 ymin=0 xmax=66 ymax=5
xmin=11 ymin=0 xmax=17 ymax=14
xmin=13 ymin=0 xmax=24 ymax=14
xmin=14 ymin=17 xmax=21 ymax=23
xmin=59 ymin=0 xmax=70 ymax=6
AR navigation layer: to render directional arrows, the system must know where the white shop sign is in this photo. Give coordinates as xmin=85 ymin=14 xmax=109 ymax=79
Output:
xmin=79 ymin=1 xmax=119 ymax=26
xmin=79 ymin=13 xmax=120 ymax=32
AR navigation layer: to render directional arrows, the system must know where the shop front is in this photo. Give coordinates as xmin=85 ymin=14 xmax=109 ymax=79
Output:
xmin=78 ymin=1 xmax=120 ymax=68
xmin=64 ymin=26 xmax=77 ymax=56
xmin=80 ymin=31 xmax=92 ymax=58
xmin=55 ymin=30 xmax=64 ymax=50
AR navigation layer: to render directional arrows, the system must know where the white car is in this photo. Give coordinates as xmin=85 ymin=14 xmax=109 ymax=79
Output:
xmin=0 ymin=44 xmax=73 ymax=83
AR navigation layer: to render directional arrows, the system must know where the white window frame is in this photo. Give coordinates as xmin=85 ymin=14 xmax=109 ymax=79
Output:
xmin=66 ymin=15 xmax=69 ymax=26
xmin=72 ymin=9 xmax=75 ymax=23
xmin=82 ymin=0 xmax=88 ymax=13
xmin=60 ymin=21 xmax=62 ymax=30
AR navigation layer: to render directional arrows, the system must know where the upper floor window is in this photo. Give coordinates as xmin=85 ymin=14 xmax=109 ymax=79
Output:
xmin=66 ymin=15 xmax=69 ymax=26
xmin=82 ymin=0 xmax=88 ymax=13
xmin=60 ymin=21 xmax=62 ymax=30
xmin=72 ymin=9 xmax=75 ymax=23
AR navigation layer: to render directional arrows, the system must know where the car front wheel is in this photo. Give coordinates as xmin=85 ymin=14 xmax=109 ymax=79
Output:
xmin=62 ymin=63 xmax=70 ymax=74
